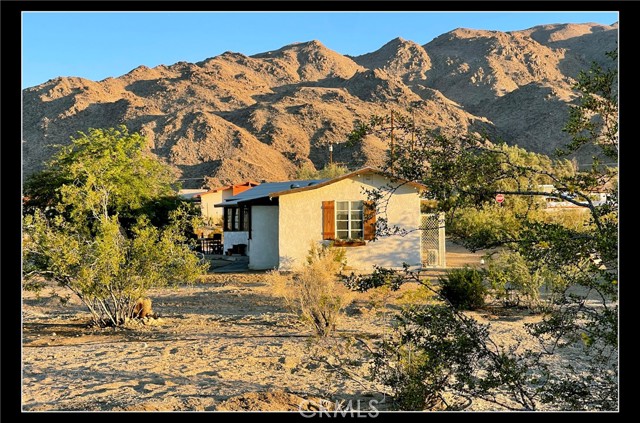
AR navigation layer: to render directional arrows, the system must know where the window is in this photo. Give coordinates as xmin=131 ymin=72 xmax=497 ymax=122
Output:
xmin=242 ymin=207 xmax=250 ymax=231
xmin=224 ymin=206 xmax=251 ymax=232
xmin=336 ymin=201 xmax=363 ymax=240
xmin=323 ymin=200 xmax=375 ymax=242
xmin=225 ymin=208 xmax=234 ymax=231
xmin=233 ymin=209 xmax=240 ymax=229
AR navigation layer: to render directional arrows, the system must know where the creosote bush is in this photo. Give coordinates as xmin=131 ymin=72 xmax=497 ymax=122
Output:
xmin=373 ymin=305 xmax=492 ymax=411
xmin=267 ymin=243 xmax=352 ymax=337
xmin=439 ymin=267 xmax=487 ymax=310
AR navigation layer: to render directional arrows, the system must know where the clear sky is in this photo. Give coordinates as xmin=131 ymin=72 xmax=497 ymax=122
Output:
xmin=22 ymin=11 xmax=619 ymax=89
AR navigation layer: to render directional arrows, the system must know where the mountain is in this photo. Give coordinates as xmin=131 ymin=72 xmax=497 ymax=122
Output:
xmin=22 ymin=23 xmax=617 ymax=187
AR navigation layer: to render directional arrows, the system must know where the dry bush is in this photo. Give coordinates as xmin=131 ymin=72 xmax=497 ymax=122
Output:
xmin=267 ymin=243 xmax=353 ymax=337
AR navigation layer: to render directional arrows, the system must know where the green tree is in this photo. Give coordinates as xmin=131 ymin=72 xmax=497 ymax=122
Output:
xmin=345 ymin=51 xmax=618 ymax=410
xmin=23 ymin=126 xmax=209 ymax=327
xmin=23 ymin=126 xmax=179 ymax=228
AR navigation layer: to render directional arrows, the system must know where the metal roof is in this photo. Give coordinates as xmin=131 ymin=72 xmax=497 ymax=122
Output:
xmin=215 ymin=179 xmax=327 ymax=207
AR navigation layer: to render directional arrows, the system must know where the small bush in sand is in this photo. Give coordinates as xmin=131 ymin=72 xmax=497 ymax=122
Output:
xmin=267 ymin=243 xmax=353 ymax=337
xmin=439 ymin=267 xmax=487 ymax=310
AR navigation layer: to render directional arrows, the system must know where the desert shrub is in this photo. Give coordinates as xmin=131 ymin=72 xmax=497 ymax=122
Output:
xmin=362 ymin=285 xmax=394 ymax=319
xmin=439 ymin=267 xmax=486 ymax=310
xmin=486 ymin=250 xmax=566 ymax=308
xmin=395 ymin=283 xmax=435 ymax=308
xmin=306 ymin=241 xmax=347 ymax=267
xmin=539 ymin=208 xmax=592 ymax=232
xmin=23 ymin=211 xmax=208 ymax=327
xmin=372 ymin=305 xmax=493 ymax=410
xmin=267 ymin=243 xmax=353 ymax=337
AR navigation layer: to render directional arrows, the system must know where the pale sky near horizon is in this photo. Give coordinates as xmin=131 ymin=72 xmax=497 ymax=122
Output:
xmin=22 ymin=11 xmax=618 ymax=89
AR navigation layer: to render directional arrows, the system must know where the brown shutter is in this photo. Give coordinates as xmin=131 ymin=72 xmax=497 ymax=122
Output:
xmin=364 ymin=200 xmax=376 ymax=241
xmin=322 ymin=201 xmax=335 ymax=240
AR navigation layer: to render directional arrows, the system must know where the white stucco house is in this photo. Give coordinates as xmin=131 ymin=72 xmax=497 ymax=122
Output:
xmin=215 ymin=167 xmax=437 ymax=271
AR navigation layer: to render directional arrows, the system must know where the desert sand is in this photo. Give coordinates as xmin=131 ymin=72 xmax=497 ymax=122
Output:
xmin=21 ymin=242 xmax=597 ymax=412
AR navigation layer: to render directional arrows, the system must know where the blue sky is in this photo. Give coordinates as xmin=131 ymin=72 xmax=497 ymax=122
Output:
xmin=22 ymin=11 xmax=618 ymax=89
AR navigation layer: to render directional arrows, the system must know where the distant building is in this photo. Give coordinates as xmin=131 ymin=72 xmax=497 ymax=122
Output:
xmin=178 ymin=182 xmax=260 ymax=226
xmin=177 ymin=189 xmax=209 ymax=201
xmin=538 ymin=184 xmax=609 ymax=208
xmin=198 ymin=182 xmax=260 ymax=224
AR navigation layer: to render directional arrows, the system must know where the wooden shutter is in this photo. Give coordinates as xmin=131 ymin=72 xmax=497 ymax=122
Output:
xmin=364 ymin=200 xmax=376 ymax=241
xmin=322 ymin=201 xmax=335 ymax=240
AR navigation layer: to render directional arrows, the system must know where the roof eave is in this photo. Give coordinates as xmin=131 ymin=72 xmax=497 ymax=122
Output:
xmin=268 ymin=167 xmax=427 ymax=198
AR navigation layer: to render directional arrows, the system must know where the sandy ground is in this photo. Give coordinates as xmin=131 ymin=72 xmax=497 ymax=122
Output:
xmin=21 ymin=241 xmax=608 ymax=412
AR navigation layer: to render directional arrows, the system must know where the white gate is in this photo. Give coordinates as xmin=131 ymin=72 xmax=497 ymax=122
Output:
xmin=420 ymin=212 xmax=446 ymax=268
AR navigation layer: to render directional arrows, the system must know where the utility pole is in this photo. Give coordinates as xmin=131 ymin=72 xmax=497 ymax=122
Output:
xmin=329 ymin=143 xmax=333 ymax=165
xmin=411 ymin=108 xmax=415 ymax=152
xmin=390 ymin=109 xmax=395 ymax=169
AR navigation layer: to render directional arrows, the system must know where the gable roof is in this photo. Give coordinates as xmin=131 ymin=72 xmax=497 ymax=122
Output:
xmin=215 ymin=167 xmax=426 ymax=207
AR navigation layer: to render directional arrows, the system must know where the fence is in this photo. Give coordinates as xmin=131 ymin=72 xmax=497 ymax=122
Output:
xmin=420 ymin=212 xmax=446 ymax=268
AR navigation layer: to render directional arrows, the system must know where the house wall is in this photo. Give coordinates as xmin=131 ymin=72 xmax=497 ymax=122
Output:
xmin=223 ymin=231 xmax=249 ymax=254
xmin=200 ymin=192 xmax=224 ymax=222
xmin=277 ymin=173 xmax=422 ymax=271
xmin=248 ymin=206 xmax=279 ymax=270
xmin=232 ymin=184 xmax=257 ymax=196
xmin=200 ymin=189 xmax=239 ymax=222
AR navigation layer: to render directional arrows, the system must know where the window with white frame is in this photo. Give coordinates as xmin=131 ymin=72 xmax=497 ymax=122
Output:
xmin=336 ymin=201 xmax=363 ymax=240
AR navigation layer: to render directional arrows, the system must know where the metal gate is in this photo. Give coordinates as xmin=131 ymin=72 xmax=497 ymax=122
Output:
xmin=420 ymin=212 xmax=446 ymax=268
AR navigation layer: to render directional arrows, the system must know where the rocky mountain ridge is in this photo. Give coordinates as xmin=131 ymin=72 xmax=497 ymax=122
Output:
xmin=22 ymin=22 xmax=617 ymax=187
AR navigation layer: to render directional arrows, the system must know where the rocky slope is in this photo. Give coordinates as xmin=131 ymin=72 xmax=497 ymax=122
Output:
xmin=22 ymin=22 xmax=617 ymax=187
